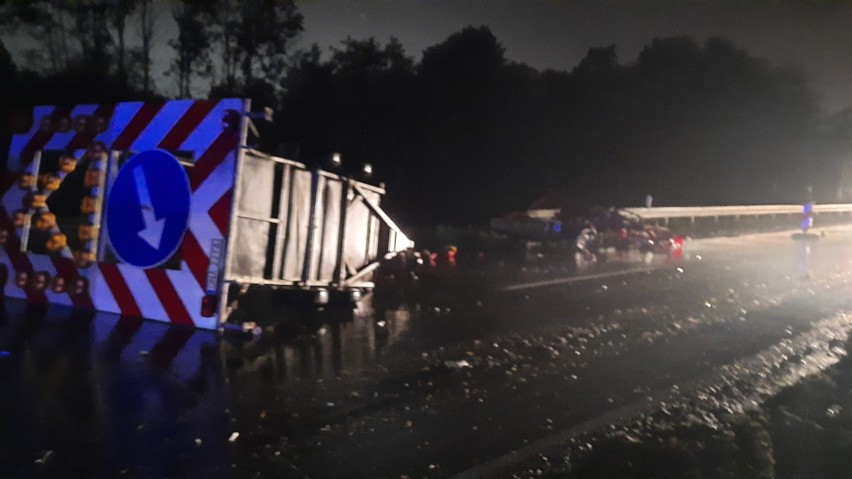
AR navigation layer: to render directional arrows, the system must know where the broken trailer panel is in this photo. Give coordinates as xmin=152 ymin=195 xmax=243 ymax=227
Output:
xmin=1 ymin=99 xmax=412 ymax=329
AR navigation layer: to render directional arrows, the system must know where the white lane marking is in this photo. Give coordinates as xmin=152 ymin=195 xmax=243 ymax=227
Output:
xmin=449 ymin=312 xmax=852 ymax=479
xmin=500 ymin=267 xmax=656 ymax=291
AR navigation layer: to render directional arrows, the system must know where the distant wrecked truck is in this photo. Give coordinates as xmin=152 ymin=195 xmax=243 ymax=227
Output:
xmin=490 ymin=194 xmax=682 ymax=262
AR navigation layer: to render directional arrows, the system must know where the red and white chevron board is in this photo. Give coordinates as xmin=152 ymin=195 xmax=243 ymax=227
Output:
xmin=0 ymin=99 xmax=247 ymax=329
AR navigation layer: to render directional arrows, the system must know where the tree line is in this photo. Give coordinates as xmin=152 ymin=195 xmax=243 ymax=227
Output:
xmin=1 ymin=1 xmax=850 ymax=225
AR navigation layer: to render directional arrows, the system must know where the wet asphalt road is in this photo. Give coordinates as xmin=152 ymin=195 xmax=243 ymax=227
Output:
xmin=4 ymin=228 xmax=852 ymax=478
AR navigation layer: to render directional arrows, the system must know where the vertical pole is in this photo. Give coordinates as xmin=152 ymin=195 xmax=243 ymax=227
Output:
xmin=389 ymin=229 xmax=398 ymax=254
xmin=89 ymin=151 xmax=109 ymax=260
xmin=96 ymin=151 xmax=120 ymax=260
xmin=271 ymin=164 xmax=290 ymax=281
xmin=19 ymin=150 xmax=43 ymax=252
xmin=278 ymin=166 xmax=297 ymax=280
xmin=301 ymin=169 xmax=320 ymax=284
xmin=333 ymin=179 xmax=351 ymax=285
xmin=263 ymin=160 xmax=285 ymax=280
xmin=364 ymin=203 xmax=374 ymax=263
xmin=218 ymin=98 xmax=251 ymax=327
xmin=315 ymin=177 xmax=329 ymax=281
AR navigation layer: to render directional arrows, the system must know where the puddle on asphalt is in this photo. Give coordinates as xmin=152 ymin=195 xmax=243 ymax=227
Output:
xmin=220 ymin=303 xmax=414 ymax=384
xmin=0 ymin=301 xmax=227 ymax=476
xmin=0 ymin=238 xmax=844 ymax=477
xmin=0 ymin=294 xmax=425 ymax=476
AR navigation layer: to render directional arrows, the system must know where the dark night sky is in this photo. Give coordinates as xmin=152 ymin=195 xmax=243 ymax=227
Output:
xmin=4 ymin=0 xmax=852 ymax=111
xmin=4 ymin=1 xmax=852 ymax=217
xmin=297 ymin=0 xmax=852 ymax=112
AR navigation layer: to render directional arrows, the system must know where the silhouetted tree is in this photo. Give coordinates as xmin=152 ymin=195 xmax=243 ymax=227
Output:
xmin=616 ymin=36 xmax=819 ymax=204
xmin=0 ymin=40 xmax=15 ymax=89
xmin=69 ymin=1 xmax=114 ymax=73
xmin=328 ymin=37 xmax=416 ymax=163
xmin=278 ymin=44 xmax=335 ymax=156
xmin=210 ymin=0 xmax=303 ymax=95
xmin=168 ymin=1 xmax=213 ymax=97
xmin=0 ymin=1 xmax=138 ymax=77
xmin=0 ymin=1 xmax=75 ymax=73
xmin=414 ymin=26 xmax=534 ymax=223
xmin=0 ymin=12 xmax=834 ymax=224
xmin=0 ymin=39 xmax=16 ymax=169
xmin=278 ymin=38 xmax=413 ymax=164
xmin=108 ymin=0 xmax=138 ymax=83
xmin=134 ymin=0 xmax=157 ymax=93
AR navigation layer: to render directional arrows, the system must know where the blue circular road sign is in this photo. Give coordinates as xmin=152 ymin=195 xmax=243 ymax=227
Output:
xmin=106 ymin=150 xmax=191 ymax=268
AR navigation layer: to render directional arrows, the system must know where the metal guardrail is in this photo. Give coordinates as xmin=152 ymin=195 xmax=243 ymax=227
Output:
xmin=622 ymin=204 xmax=852 ymax=220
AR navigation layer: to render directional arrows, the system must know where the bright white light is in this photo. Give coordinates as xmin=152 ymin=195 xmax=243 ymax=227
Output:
xmin=315 ymin=289 xmax=329 ymax=304
xmin=331 ymin=152 xmax=342 ymax=165
xmin=362 ymin=163 xmax=373 ymax=175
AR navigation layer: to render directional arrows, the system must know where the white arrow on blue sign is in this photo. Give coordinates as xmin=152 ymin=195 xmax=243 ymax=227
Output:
xmin=106 ymin=150 xmax=191 ymax=268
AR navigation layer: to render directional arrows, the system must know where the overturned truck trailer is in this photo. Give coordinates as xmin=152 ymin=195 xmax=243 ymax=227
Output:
xmin=0 ymin=99 xmax=411 ymax=330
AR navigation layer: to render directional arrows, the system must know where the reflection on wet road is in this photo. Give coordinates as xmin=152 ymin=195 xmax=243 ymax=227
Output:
xmin=0 ymin=305 xmax=226 ymax=478
xmin=4 ymin=227 xmax=852 ymax=478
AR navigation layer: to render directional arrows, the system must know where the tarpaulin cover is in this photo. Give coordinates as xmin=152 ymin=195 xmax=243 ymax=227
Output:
xmin=227 ymin=153 xmax=386 ymax=285
xmin=314 ymin=178 xmax=342 ymax=282
xmin=270 ymin=164 xmax=292 ymax=280
xmin=281 ymin=169 xmax=312 ymax=281
xmin=345 ymin=188 xmax=381 ymax=275
xmin=229 ymin=155 xmax=274 ymax=278
xmin=231 ymin=218 xmax=269 ymax=278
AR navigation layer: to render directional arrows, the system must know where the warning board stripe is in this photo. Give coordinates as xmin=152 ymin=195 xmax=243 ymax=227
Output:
xmin=104 ymin=102 xmax=144 ymax=149
xmin=208 ymin=191 xmax=232 ymax=236
xmin=178 ymin=100 xmax=239 ymax=153
xmin=19 ymin=106 xmax=73 ymax=167
xmin=4 ymin=99 xmax=243 ymax=329
xmin=181 ymin=231 xmax=209 ymax=290
xmin=28 ymin=254 xmax=72 ymax=307
xmin=14 ymin=105 xmax=55 ymax=162
xmin=186 ymin=151 xmax=235 ymax=253
xmin=129 ymin=101 xmax=193 ymax=152
xmin=67 ymin=104 xmax=116 ymax=151
xmin=158 ymin=101 xmax=218 ymax=150
xmin=51 ymin=256 xmax=93 ymax=309
xmin=43 ymin=104 xmax=99 ymax=151
xmin=112 ymin=102 xmax=165 ymax=150
xmin=190 ymin=133 xmax=237 ymax=191
xmin=145 ymin=269 xmax=194 ymax=326
xmin=99 ymin=263 xmax=142 ymax=317
xmin=0 ymin=205 xmax=46 ymax=304
xmin=9 ymin=106 xmax=53 ymax=158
